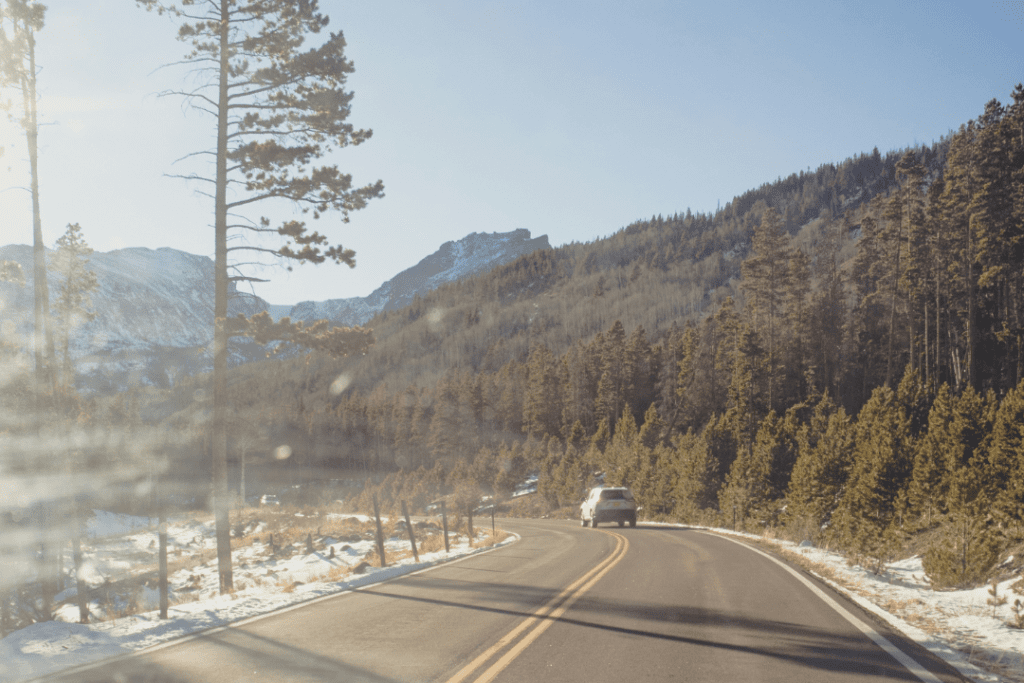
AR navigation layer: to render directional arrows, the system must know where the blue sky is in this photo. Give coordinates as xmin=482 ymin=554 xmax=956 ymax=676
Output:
xmin=1 ymin=0 xmax=1022 ymax=305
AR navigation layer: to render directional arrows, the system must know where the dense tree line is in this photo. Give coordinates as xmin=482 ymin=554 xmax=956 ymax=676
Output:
xmin=158 ymin=86 xmax=1024 ymax=586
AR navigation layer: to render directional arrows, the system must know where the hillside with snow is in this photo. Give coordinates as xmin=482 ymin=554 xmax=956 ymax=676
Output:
xmin=288 ymin=229 xmax=550 ymax=325
xmin=0 ymin=229 xmax=549 ymax=391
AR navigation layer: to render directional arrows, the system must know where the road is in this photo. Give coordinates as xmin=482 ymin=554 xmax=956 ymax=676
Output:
xmin=50 ymin=519 xmax=969 ymax=683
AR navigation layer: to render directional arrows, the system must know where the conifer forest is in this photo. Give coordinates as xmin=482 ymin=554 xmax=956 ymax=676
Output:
xmin=7 ymin=84 xmax=1024 ymax=597
xmin=179 ymin=86 xmax=1024 ymax=588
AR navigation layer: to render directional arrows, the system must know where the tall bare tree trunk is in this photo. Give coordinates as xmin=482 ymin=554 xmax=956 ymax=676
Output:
xmin=71 ymin=506 xmax=89 ymax=623
xmin=21 ymin=18 xmax=57 ymax=622
xmin=967 ymin=215 xmax=978 ymax=391
xmin=212 ymin=0 xmax=233 ymax=593
xmin=23 ymin=22 xmax=54 ymax=393
xmin=885 ymin=225 xmax=902 ymax=388
xmin=923 ymin=300 xmax=930 ymax=389
xmin=935 ymin=276 xmax=942 ymax=388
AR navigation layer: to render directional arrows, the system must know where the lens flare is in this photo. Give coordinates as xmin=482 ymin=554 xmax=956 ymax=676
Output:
xmin=330 ymin=373 xmax=351 ymax=395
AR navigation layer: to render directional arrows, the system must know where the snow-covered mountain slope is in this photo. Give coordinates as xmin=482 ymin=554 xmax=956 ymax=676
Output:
xmin=0 ymin=229 xmax=549 ymax=390
xmin=0 ymin=245 xmax=268 ymax=390
xmin=288 ymin=229 xmax=551 ymax=325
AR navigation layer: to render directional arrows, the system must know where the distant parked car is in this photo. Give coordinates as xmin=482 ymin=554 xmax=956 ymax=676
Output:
xmin=580 ymin=486 xmax=636 ymax=528
xmin=260 ymin=494 xmax=280 ymax=506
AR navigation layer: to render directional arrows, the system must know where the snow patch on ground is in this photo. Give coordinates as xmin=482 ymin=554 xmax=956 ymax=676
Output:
xmin=0 ymin=511 xmax=515 ymax=683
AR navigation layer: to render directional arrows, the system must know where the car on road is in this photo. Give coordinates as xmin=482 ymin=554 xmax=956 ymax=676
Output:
xmin=580 ymin=486 xmax=636 ymax=528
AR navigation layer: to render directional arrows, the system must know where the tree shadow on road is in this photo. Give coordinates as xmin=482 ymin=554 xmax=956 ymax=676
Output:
xmin=359 ymin=577 xmax=951 ymax=682
xmin=46 ymin=628 xmax=402 ymax=683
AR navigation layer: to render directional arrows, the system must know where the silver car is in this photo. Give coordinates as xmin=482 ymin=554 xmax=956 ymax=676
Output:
xmin=580 ymin=486 xmax=637 ymax=528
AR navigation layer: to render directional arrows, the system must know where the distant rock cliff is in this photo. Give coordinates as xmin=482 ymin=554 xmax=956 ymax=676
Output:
xmin=288 ymin=229 xmax=550 ymax=325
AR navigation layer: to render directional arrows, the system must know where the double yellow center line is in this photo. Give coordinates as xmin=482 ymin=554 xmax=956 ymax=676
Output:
xmin=444 ymin=530 xmax=630 ymax=683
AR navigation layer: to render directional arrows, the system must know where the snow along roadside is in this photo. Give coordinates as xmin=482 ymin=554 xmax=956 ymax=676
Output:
xmin=672 ymin=523 xmax=1017 ymax=683
xmin=0 ymin=532 xmax=519 ymax=683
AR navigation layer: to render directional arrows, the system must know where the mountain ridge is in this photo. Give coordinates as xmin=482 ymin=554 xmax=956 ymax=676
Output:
xmin=0 ymin=228 xmax=550 ymax=390
xmin=287 ymin=229 xmax=550 ymax=325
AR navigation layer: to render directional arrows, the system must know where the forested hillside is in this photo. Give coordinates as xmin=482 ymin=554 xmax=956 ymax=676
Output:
xmin=160 ymin=86 xmax=1024 ymax=584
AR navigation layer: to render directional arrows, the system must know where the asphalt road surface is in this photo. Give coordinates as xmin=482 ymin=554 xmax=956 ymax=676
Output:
xmin=48 ymin=519 xmax=971 ymax=683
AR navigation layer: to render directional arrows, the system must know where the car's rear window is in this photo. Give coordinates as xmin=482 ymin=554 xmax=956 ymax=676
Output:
xmin=600 ymin=490 xmax=629 ymax=500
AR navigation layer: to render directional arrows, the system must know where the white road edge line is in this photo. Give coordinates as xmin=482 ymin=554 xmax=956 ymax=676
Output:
xmin=706 ymin=532 xmax=945 ymax=683
xmin=30 ymin=534 xmax=520 ymax=683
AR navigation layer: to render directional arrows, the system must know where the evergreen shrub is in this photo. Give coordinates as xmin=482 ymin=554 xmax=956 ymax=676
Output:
xmin=921 ymin=532 xmax=1001 ymax=589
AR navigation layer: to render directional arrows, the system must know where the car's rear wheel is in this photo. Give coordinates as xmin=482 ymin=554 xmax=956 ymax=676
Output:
xmin=629 ymin=518 xmax=636 ymax=528
xmin=581 ymin=516 xmax=588 ymax=527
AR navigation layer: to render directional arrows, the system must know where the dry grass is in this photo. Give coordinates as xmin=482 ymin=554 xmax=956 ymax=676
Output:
xmin=955 ymin=644 xmax=1024 ymax=683
xmin=504 ymin=495 xmax=553 ymax=518
xmin=166 ymin=548 xmax=218 ymax=576
xmin=418 ymin=531 xmax=449 ymax=554
xmin=385 ymin=548 xmax=414 ymax=564
xmin=755 ymin=540 xmax=844 ymax=585
xmin=474 ymin=529 xmax=511 ymax=548
xmin=362 ymin=550 xmax=384 ymax=568
xmin=318 ymin=565 xmax=354 ymax=583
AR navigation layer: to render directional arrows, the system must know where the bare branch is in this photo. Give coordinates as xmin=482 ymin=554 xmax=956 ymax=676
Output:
xmin=165 ymin=173 xmax=217 ymax=184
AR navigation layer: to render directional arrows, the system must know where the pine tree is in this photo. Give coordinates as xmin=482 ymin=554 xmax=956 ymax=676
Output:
xmin=427 ymin=370 xmax=463 ymax=461
xmin=892 ymin=152 xmax=927 ymax=382
xmin=48 ymin=223 xmax=98 ymax=397
xmin=561 ymin=342 xmax=598 ymax=435
xmin=553 ymin=421 xmax=588 ymax=507
xmin=633 ymin=403 xmax=667 ymax=514
xmin=984 ymin=379 xmax=1024 ymax=528
xmin=783 ymin=248 xmax=812 ymax=404
xmin=623 ymin=324 xmax=656 ymax=423
xmin=740 ymin=207 xmax=791 ymax=412
xmin=670 ymin=429 xmax=717 ymax=523
xmin=718 ymin=411 xmax=784 ymax=531
xmin=847 ymin=200 xmax=890 ymax=403
xmin=602 ymin=406 xmax=640 ymax=489
xmin=523 ymin=344 xmax=562 ymax=439
xmin=537 ymin=437 xmax=563 ymax=507
xmin=709 ymin=297 xmax=742 ymax=413
xmin=676 ymin=322 xmax=698 ymax=390
xmin=809 ymin=216 xmax=847 ymax=399
xmin=138 ymin=0 xmax=382 ymax=592
xmin=595 ymin=321 xmax=627 ymax=431
xmin=940 ymin=122 xmax=982 ymax=391
xmin=830 ymin=386 xmax=913 ymax=568
xmin=906 ymin=384 xmax=956 ymax=526
xmin=494 ymin=361 xmax=524 ymax=436
xmin=723 ymin=323 xmax=764 ymax=457
xmin=390 ymin=385 xmax=418 ymax=460
xmin=0 ymin=0 xmax=56 ymax=396
xmin=784 ymin=394 xmax=854 ymax=543
xmin=919 ymin=385 xmax=1000 ymax=588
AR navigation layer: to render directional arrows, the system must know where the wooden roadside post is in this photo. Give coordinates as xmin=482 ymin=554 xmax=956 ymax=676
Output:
xmin=0 ymin=589 xmax=9 ymax=637
xmin=159 ymin=508 xmax=168 ymax=619
xmin=72 ymin=500 xmax=90 ymax=624
xmin=372 ymin=494 xmax=387 ymax=568
xmin=467 ymin=506 xmax=474 ymax=547
xmin=401 ymin=500 xmax=419 ymax=562
xmin=491 ymin=505 xmax=495 ymax=535
xmin=440 ymin=500 xmax=450 ymax=553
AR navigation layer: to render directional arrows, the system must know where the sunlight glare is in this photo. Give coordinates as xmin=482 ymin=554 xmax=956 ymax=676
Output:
xmin=330 ymin=373 xmax=351 ymax=395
